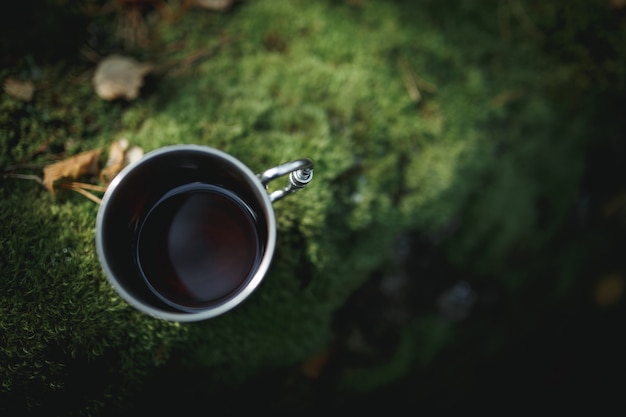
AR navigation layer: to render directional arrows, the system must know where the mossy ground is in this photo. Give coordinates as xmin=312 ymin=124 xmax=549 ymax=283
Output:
xmin=2 ymin=0 xmax=626 ymax=415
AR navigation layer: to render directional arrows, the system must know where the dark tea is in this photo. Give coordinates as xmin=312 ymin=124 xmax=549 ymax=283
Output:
xmin=135 ymin=183 xmax=263 ymax=310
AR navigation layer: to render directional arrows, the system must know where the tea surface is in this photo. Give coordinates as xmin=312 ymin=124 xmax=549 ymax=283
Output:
xmin=136 ymin=183 xmax=262 ymax=310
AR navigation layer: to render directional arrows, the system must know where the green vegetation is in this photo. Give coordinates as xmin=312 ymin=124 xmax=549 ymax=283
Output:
xmin=2 ymin=0 xmax=625 ymax=415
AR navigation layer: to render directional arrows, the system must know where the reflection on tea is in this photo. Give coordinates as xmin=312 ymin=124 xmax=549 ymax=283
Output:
xmin=135 ymin=183 xmax=262 ymax=310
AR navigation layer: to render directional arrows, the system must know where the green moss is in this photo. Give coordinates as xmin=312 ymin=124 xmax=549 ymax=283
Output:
xmin=0 ymin=181 xmax=184 ymax=410
xmin=1 ymin=0 xmax=622 ymax=414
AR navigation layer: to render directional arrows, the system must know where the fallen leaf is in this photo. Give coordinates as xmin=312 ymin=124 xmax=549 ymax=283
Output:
xmin=610 ymin=0 xmax=626 ymax=9
xmin=300 ymin=347 xmax=334 ymax=379
xmin=124 ymin=145 xmax=144 ymax=166
xmin=92 ymin=54 xmax=153 ymax=101
xmin=194 ymin=0 xmax=235 ymax=11
xmin=100 ymin=138 xmax=129 ymax=183
xmin=100 ymin=138 xmax=144 ymax=183
xmin=3 ymin=77 xmax=35 ymax=101
xmin=595 ymin=273 xmax=624 ymax=307
xmin=43 ymin=149 xmax=102 ymax=193
xmin=602 ymin=190 xmax=626 ymax=218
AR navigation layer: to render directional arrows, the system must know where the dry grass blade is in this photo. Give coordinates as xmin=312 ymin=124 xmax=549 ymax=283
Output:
xmin=59 ymin=181 xmax=106 ymax=204
xmin=398 ymin=57 xmax=436 ymax=104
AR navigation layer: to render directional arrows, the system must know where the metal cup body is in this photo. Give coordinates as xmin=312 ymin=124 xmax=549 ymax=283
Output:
xmin=95 ymin=145 xmax=277 ymax=322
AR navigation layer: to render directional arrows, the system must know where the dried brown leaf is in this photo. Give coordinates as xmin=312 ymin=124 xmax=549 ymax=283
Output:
xmin=124 ymin=145 xmax=144 ymax=166
xmin=595 ymin=273 xmax=625 ymax=307
xmin=42 ymin=149 xmax=102 ymax=193
xmin=194 ymin=0 xmax=235 ymax=12
xmin=100 ymin=138 xmax=129 ymax=183
xmin=610 ymin=0 xmax=626 ymax=9
xmin=92 ymin=54 xmax=153 ymax=101
xmin=100 ymin=138 xmax=144 ymax=183
xmin=300 ymin=347 xmax=334 ymax=379
xmin=3 ymin=77 xmax=35 ymax=101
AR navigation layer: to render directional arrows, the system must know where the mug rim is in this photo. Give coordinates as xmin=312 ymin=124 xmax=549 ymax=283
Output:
xmin=95 ymin=144 xmax=278 ymax=322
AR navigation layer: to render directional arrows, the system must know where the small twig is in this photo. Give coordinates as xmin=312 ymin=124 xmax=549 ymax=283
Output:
xmin=398 ymin=58 xmax=437 ymax=104
xmin=159 ymin=35 xmax=241 ymax=76
xmin=80 ymin=45 xmax=102 ymax=64
xmin=70 ymin=186 xmax=103 ymax=204
xmin=3 ymin=163 xmax=45 ymax=172
xmin=498 ymin=0 xmax=512 ymax=39
xmin=508 ymin=0 xmax=544 ymax=40
xmin=3 ymin=173 xmax=46 ymax=188
xmin=490 ymin=89 xmax=527 ymax=108
xmin=399 ymin=58 xmax=421 ymax=103
xmin=67 ymin=181 xmax=108 ymax=193
xmin=59 ymin=181 xmax=105 ymax=204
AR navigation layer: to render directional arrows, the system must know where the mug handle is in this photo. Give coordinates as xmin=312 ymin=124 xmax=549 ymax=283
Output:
xmin=258 ymin=158 xmax=314 ymax=203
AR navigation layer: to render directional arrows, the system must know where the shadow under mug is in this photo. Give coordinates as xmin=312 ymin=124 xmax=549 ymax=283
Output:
xmin=95 ymin=145 xmax=313 ymax=322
